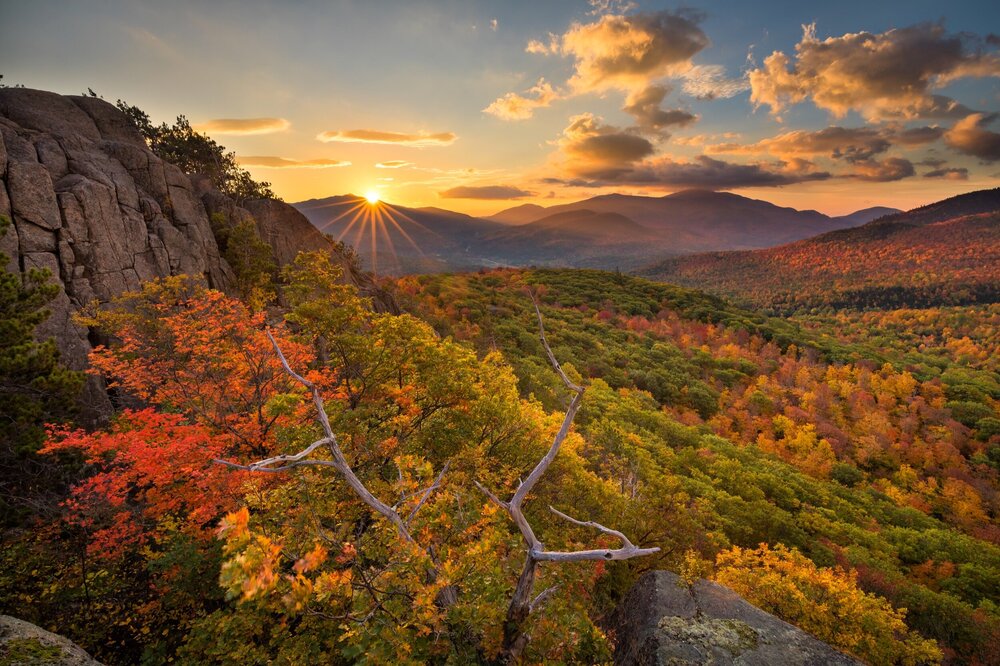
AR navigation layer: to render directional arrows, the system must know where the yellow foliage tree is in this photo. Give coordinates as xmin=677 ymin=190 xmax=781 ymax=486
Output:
xmin=714 ymin=543 xmax=942 ymax=666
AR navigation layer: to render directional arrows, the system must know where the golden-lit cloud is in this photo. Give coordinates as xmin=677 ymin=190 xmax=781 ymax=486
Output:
xmin=195 ymin=117 xmax=290 ymax=135
xmin=944 ymin=113 xmax=1000 ymax=161
xmin=439 ymin=185 xmax=535 ymax=199
xmin=317 ymin=129 xmax=458 ymax=147
xmin=707 ymin=126 xmax=944 ymax=164
xmin=561 ymin=9 xmax=709 ymax=92
xmin=498 ymin=10 xmax=726 ymax=122
xmin=673 ymin=132 xmax=741 ymax=147
xmin=556 ymin=113 xmax=655 ymax=179
xmin=375 ymin=160 xmax=415 ymax=169
xmin=622 ymin=85 xmax=697 ymax=134
xmin=526 ymin=32 xmax=560 ymax=55
xmin=848 ymin=157 xmax=916 ymax=182
xmin=709 ymin=127 xmax=887 ymax=160
xmin=549 ymin=112 xmax=827 ymax=188
xmin=749 ymin=22 xmax=1000 ymax=121
xmin=238 ymin=156 xmax=351 ymax=168
xmin=551 ymin=154 xmax=830 ymax=189
xmin=483 ymin=78 xmax=562 ymax=120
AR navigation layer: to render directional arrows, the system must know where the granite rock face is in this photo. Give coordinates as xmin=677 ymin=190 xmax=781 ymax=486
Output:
xmin=0 ymin=615 xmax=102 ymax=665
xmin=612 ymin=571 xmax=863 ymax=666
xmin=0 ymin=88 xmax=380 ymax=419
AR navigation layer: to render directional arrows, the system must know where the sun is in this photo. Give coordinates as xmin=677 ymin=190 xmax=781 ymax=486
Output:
xmin=365 ymin=190 xmax=380 ymax=204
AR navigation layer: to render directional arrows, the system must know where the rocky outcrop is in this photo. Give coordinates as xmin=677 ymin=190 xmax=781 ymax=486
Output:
xmin=0 ymin=88 xmax=383 ymax=419
xmin=0 ymin=615 xmax=102 ymax=665
xmin=612 ymin=571 xmax=862 ymax=665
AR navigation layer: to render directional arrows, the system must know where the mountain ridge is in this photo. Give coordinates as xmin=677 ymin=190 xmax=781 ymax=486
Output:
xmin=640 ymin=188 xmax=1000 ymax=311
xmin=294 ymin=189 xmax=893 ymax=273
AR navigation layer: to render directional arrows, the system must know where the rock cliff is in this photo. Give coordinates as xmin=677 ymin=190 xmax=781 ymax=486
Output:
xmin=0 ymin=88 xmax=379 ymax=418
xmin=612 ymin=571 xmax=863 ymax=665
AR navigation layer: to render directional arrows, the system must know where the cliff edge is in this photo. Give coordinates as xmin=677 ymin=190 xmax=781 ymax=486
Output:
xmin=0 ymin=88 xmax=383 ymax=418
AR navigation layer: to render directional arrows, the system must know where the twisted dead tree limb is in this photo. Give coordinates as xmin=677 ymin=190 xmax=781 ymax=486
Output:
xmin=477 ymin=295 xmax=659 ymax=663
xmin=215 ymin=329 xmax=443 ymax=547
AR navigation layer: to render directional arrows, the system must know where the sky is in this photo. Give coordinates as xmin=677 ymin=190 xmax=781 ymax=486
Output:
xmin=2 ymin=0 xmax=1000 ymax=216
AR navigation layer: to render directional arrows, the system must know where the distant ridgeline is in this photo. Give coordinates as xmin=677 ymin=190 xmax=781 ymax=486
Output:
xmin=292 ymin=190 xmax=897 ymax=274
xmin=640 ymin=188 xmax=1000 ymax=313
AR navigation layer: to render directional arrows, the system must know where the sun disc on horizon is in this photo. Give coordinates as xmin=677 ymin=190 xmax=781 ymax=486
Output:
xmin=365 ymin=190 xmax=380 ymax=204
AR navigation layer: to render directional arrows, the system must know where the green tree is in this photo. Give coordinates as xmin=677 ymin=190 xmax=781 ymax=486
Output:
xmin=210 ymin=213 xmax=277 ymax=310
xmin=0 ymin=216 xmax=83 ymax=523
xmin=115 ymin=101 xmax=276 ymax=202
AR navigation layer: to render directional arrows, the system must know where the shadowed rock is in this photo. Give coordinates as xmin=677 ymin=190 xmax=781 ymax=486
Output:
xmin=612 ymin=571 xmax=862 ymax=665
xmin=0 ymin=615 xmax=102 ymax=665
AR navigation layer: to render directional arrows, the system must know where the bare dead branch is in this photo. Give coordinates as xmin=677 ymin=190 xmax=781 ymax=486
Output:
xmin=529 ymin=294 xmax=583 ymax=394
xmin=485 ymin=294 xmax=659 ymax=663
xmin=529 ymin=585 xmax=558 ymax=612
xmin=548 ymin=505 xmax=635 ymax=548
xmin=215 ymin=328 xmax=449 ymax=547
xmin=474 ymin=480 xmax=508 ymax=510
xmin=530 ymin=506 xmax=660 ymax=561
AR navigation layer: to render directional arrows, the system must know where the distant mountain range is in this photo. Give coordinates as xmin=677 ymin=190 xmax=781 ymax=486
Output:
xmin=293 ymin=190 xmax=900 ymax=273
xmin=640 ymin=188 xmax=1000 ymax=311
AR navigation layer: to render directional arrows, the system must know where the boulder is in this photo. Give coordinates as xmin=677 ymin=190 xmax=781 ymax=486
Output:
xmin=612 ymin=571 xmax=862 ymax=666
xmin=0 ymin=615 xmax=102 ymax=665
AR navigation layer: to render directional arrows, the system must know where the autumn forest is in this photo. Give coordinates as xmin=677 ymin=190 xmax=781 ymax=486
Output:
xmin=3 ymin=1 xmax=1000 ymax=665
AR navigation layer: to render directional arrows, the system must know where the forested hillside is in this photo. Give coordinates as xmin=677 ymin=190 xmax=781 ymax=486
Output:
xmin=397 ymin=268 xmax=1000 ymax=664
xmin=642 ymin=190 xmax=1000 ymax=312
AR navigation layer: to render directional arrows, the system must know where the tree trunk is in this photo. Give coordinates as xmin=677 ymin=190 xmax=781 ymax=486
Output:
xmin=498 ymin=554 xmax=538 ymax=664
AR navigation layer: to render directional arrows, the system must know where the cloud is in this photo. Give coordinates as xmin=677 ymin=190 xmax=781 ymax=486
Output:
xmin=375 ymin=160 xmax=414 ymax=169
xmin=526 ymin=32 xmax=561 ymax=55
xmin=587 ymin=0 xmax=638 ymax=16
xmin=439 ymin=185 xmax=535 ymax=199
xmin=749 ymin=22 xmax=1000 ymax=120
xmin=622 ymin=85 xmax=697 ymax=134
xmin=556 ymin=113 xmax=654 ymax=179
xmin=575 ymin=155 xmax=831 ymax=188
xmin=237 ymin=156 xmax=350 ymax=169
xmin=316 ymin=129 xmax=458 ymax=147
xmin=707 ymin=125 xmax=944 ymax=163
xmin=673 ymin=132 xmax=740 ymax=147
xmin=195 ymin=117 xmax=290 ymax=135
xmin=924 ymin=167 xmax=969 ymax=180
xmin=680 ymin=65 xmax=750 ymax=100
xmin=894 ymin=125 xmax=946 ymax=145
xmin=483 ymin=78 xmax=562 ymax=120
xmin=561 ymin=9 xmax=709 ymax=92
xmin=944 ymin=113 xmax=1000 ymax=161
xmin=848 ymin=157 xmax=916 ymax=181
xmin=708 ymin=126 xmax=890 ymax=162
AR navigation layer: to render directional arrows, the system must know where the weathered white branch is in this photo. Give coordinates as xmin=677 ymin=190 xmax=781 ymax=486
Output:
xmin=490 ymin=298 xmax=657 ymax=562
xmin=530 ymin=506 xmax=660 ymax=561
xmin=215 ymin=329 xmax=448 ymax=545
xmin=530 ymin=293 xmax=584 ymax=395
xmin=529 ymin=585 xmax=558 ymax=612
xmin=485 ymin=295 xmax=659 ymax=663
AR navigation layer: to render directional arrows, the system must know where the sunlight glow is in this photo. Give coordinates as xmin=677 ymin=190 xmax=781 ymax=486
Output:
xmin=311 ymin=195 xmax=437 ymax=276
